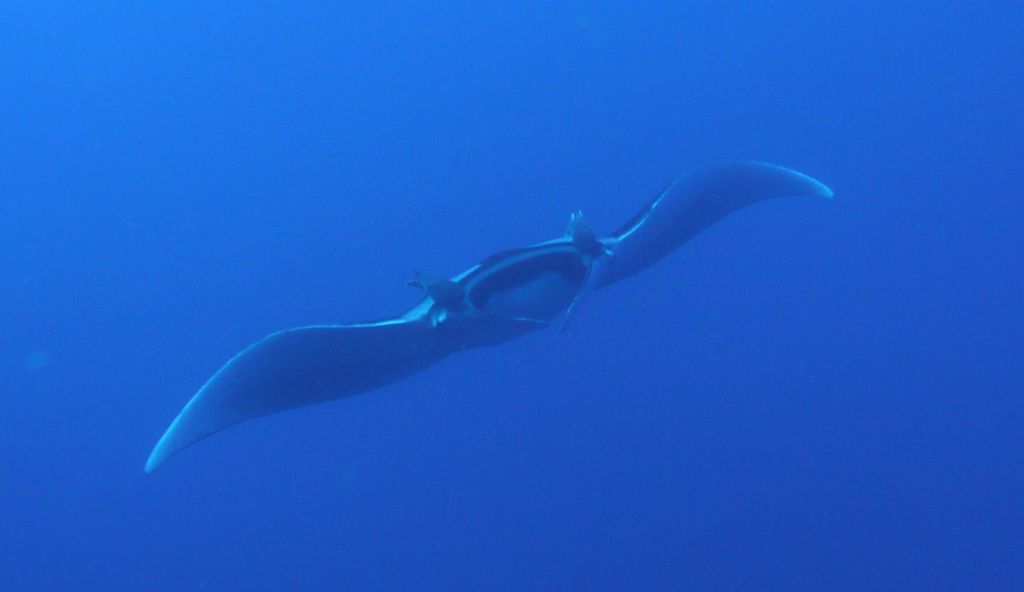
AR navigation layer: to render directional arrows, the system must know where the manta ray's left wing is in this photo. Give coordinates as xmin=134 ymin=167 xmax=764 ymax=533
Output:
xmin=145 ymin=319 xmax=448 ymax=472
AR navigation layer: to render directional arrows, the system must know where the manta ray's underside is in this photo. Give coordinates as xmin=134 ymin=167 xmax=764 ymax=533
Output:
xmin=146 ymin=160 xmax=833 ymax=472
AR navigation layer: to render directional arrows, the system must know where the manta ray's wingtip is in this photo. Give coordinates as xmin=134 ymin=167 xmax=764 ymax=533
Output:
xmin=144 ymin=414 xmax=188 ymax=473
xmin=143 ymin=453 xmax=160 ymax=474
xmin=797 ymin=168 xmax=834 ymax=199
xmin=805 ymin=177 xmax=833 ymax=200
xmin=749 ymin=160 xmax=833 ymax=199
xmin=144 ymin=446 xmax=166 ymax=474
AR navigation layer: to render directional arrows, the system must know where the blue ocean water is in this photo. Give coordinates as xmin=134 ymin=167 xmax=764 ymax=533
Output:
xmin=2 ymin=1 xmax=1021 ymax=590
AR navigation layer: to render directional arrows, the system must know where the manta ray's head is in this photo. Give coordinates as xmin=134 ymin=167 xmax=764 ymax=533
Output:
xmin=464 ymin=247 xmax=588 ymax=324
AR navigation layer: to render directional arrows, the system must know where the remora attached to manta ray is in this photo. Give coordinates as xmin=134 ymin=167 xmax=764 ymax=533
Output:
xmin=145 ymin=160 xmax=833 ymax=473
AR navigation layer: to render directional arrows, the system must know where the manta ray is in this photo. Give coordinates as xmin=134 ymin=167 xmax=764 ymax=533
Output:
xmin=146 ymin=160 xmax=833 ymax=472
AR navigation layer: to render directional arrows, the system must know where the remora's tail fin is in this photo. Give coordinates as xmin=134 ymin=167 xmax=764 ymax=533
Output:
xmin=597 ymin=160 xmax=833 ymax=289
xmin=145 ymin=321 xmax=448 ymax=472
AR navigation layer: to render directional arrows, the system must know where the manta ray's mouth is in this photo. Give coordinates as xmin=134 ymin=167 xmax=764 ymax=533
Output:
xmin=466 ymin=250 xmax=588 ymax=323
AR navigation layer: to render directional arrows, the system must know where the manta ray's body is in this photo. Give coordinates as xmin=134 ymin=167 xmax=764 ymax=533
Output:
xmin=146 ymin=160 xmax=833 ymax=472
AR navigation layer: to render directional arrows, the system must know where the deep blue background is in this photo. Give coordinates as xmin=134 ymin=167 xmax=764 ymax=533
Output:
xmin=2 ymin=2 xmax=1021 ymax=590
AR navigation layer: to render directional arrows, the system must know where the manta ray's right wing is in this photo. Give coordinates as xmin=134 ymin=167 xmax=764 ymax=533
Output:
xmin=597 ymin=160 xmax=834 ymax=289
